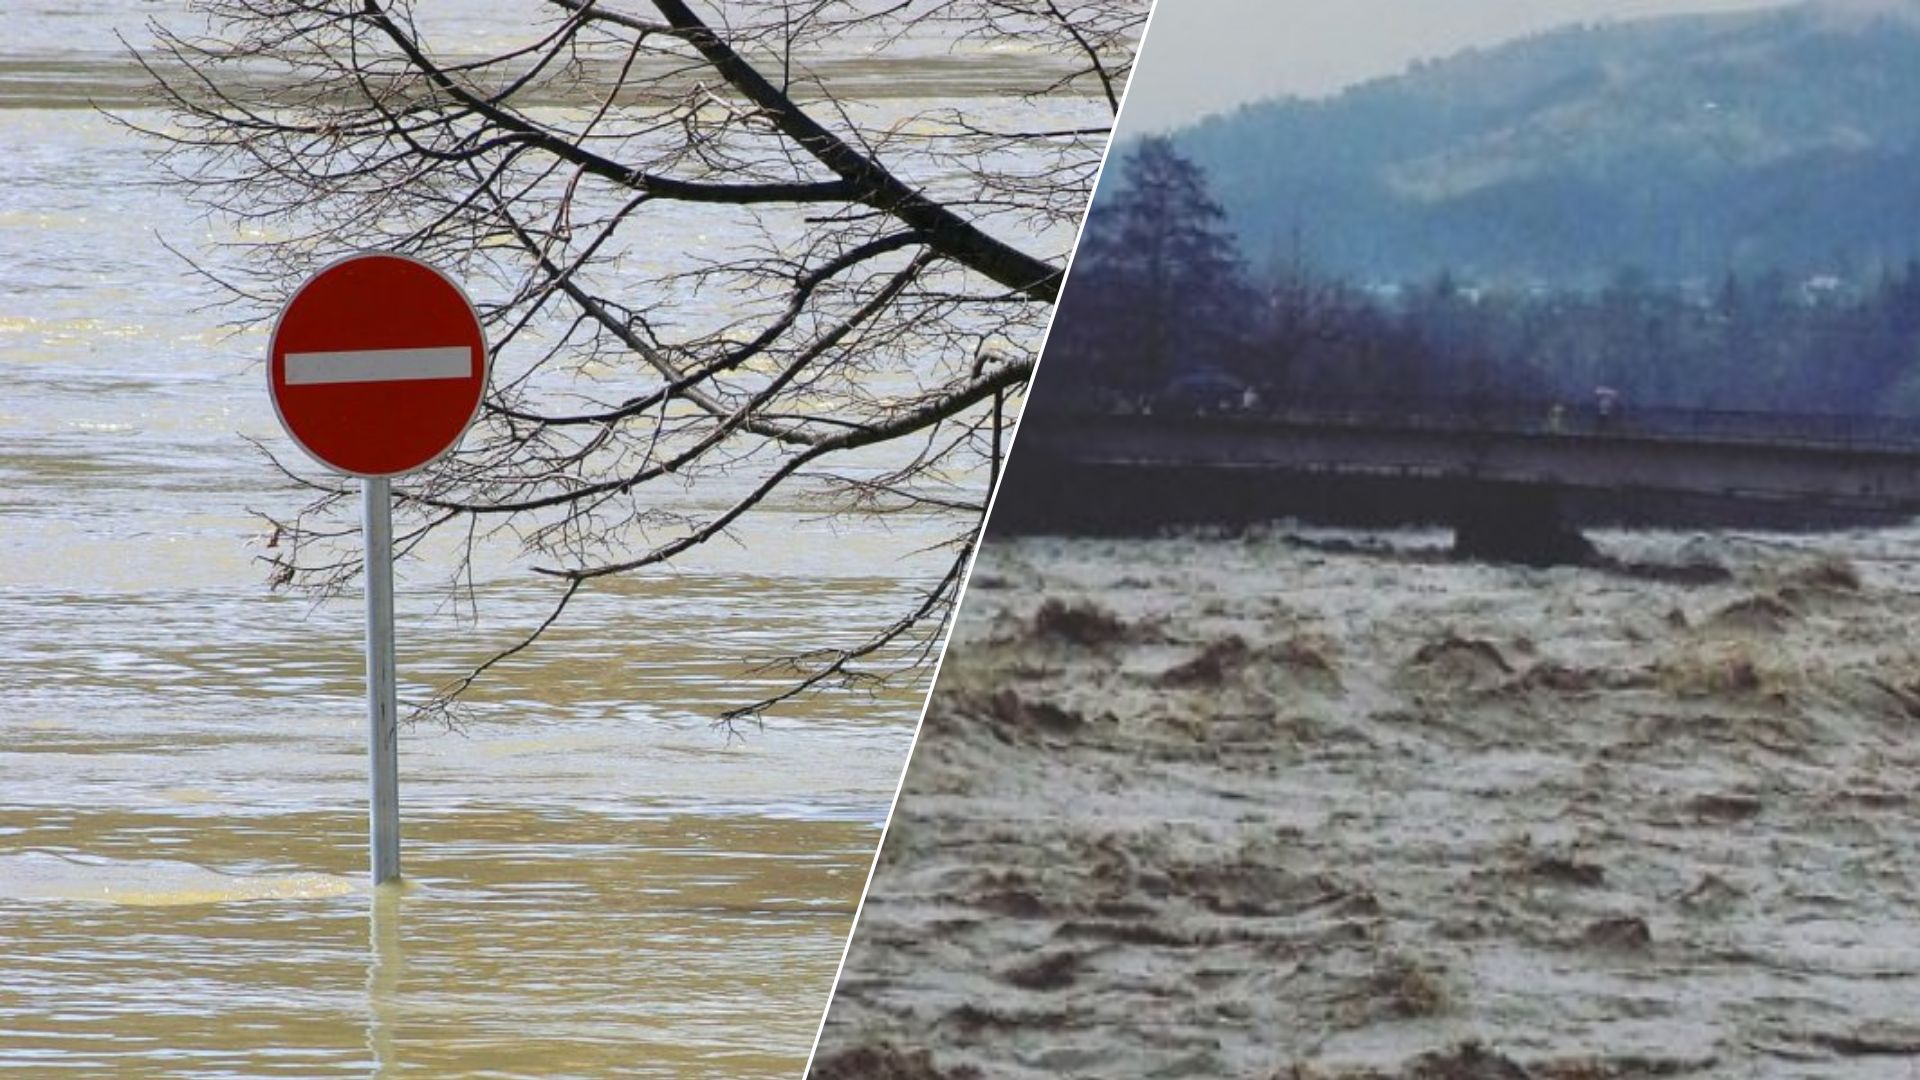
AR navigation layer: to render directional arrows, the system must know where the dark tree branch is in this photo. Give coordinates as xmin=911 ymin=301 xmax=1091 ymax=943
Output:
xmin=133 ymin=0 xmax=1140 ymax=723
xmin=637 ymin=0 xmax=1064 ymax=301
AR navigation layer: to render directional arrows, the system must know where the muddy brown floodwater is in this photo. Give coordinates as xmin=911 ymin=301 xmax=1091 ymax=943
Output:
xmin=813 ymin=527 xmax=1920 ymax=1079
xmin=0 ymin=14 xmax=1110 ymax=1071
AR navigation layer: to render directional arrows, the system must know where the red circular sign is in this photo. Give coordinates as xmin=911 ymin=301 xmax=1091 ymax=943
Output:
xmin=268 ymin=253 xmax=489 ymax=477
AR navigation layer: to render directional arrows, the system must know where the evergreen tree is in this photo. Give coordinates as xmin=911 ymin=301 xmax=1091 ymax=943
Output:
xmin=1074 ymin=136 xmax=1246 ymax=398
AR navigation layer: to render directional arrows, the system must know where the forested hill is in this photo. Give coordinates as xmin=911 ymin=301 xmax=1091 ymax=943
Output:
xmin=1171 ymin=0 xmax=1920 ymax=286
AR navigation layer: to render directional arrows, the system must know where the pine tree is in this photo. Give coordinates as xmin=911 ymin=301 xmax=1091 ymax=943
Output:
xmin=1073 ymin=136 xmax=1246 ymax=399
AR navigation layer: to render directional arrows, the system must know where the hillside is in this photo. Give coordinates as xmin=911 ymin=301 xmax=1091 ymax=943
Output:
xmin=1170 ymin=0 xmax=1920 ymax=285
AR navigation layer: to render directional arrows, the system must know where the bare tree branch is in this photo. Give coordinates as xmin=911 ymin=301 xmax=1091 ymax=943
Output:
xmin=130 ymin=0 xmax=1143 ymax=723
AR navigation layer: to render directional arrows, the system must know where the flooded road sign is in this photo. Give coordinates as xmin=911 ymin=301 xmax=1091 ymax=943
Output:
xmin=268 ymin=252 xmax=488 ymax=478
xmin=267 ymin=252 xmax=489 ymax=886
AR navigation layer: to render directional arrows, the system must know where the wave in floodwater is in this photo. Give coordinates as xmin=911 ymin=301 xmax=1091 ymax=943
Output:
xmin=814 ymin=526 xmax=1920 ymax=1079
xmin=0 ymin=851 xmax=361 ymax=905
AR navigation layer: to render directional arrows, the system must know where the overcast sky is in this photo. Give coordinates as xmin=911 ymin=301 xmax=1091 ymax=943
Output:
xmin=1119 ymin=0 xmax=1801 ymax=131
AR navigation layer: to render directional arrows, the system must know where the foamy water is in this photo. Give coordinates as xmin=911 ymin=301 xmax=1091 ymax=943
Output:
xmin=814 ymin=527 xmax=1920 ymax=1078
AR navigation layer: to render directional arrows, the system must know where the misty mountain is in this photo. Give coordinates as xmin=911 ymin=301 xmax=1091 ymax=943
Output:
xmin=1168 ymin=0 xmax=1920 ymax=286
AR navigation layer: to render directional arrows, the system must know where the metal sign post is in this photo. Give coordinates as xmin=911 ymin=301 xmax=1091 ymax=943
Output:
xmin=363 ymin=475 xmax=401 ymax=884
xmin=266 ymin=252 xmax=490 ymax=886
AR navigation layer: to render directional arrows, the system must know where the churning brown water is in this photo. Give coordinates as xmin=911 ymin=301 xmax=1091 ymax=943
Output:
xmin=814 ymin=528 xmax=1920 ymax=1079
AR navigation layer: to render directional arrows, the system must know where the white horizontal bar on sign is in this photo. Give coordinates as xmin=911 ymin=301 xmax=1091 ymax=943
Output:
xmin=284 ymin=346 xmax=473 ymax=386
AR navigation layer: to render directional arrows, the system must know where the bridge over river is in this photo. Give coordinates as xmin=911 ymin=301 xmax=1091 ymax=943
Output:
xmin=1001 ymin=398 xmax=1920 ymax=562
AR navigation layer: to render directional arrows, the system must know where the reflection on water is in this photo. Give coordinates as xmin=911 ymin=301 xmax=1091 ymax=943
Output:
xmin=0 ymin=568 xmax=899 ymax=1075
xmin=368 ymin=886 xmax=403 ymax=1078
xmin=1 ymin=806 xmax=868 ymax=1076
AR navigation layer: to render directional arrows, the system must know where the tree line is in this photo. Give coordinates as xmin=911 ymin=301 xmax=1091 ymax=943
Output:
xmin=1042 ymin=136 xmax=1920 ymax=420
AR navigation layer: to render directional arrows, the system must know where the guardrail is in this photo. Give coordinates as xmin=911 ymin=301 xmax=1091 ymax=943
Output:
xmin=1041 ymin=393 xmax=1920 ymax=454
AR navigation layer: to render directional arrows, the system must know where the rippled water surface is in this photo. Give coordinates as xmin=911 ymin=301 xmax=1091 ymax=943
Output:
xmin=0 ymin=4 xmax=1091 ymax=1072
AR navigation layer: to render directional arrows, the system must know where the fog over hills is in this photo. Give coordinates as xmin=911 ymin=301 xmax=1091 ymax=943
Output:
xmin=1166 ymin=0 xmax=1920 ymax=286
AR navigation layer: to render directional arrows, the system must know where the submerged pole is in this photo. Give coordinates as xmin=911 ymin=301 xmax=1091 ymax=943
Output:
xmin=363 ymin=476 xmax=401 ymax=884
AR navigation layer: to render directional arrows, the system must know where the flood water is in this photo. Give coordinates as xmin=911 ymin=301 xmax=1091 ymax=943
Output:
xmin=816 ymin=528 xmax=1920 ymax=1079
xmin=0 ymin=5 xmax=1098 ymax=1075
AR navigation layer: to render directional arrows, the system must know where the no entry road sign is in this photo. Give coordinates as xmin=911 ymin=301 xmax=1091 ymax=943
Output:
xmin=268 ymin=252 xmax=488 ymax=478
xmin=266 ymin=251 xmax=490 ymax=886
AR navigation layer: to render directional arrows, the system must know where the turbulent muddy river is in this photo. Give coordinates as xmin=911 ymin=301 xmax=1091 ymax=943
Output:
xmin=814 ymin=527 xmax=1920 ymax=1079
xmin=0 ymin=4 xmax=1101 ymax=1073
